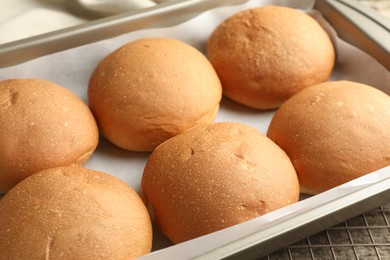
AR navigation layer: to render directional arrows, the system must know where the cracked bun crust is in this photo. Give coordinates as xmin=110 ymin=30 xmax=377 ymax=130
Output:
xmin=267 ymin=81 xmax=390 ymax=194
xmin=0 ymin=166 xmax=152 ymax=259
xmin=0 ymin=79 xmax=99 ymax=192
xmin=207 ymin=5 xmax=335 ymax=109
xmin=88 ymin=37 xmax=222 ymax=152
xmin=141 ymin=122 xmax=299 ymax=243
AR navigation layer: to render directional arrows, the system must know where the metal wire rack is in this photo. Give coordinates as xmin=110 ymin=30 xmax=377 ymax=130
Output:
xmin=261 ymin=202 xmax=390 ymax=259
xmin=1 ymin=196 xmax=387 ymax=259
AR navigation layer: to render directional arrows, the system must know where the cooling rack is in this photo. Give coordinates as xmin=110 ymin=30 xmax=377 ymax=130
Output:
xmin=263 ymin=202 xmax=390 ymax=259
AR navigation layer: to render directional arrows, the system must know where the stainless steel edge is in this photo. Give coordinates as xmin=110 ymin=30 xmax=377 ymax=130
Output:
xmin=0 ymin=0 xmax=248 ymax=68
xmin=314 ymin=0 xmax=390 ymax=71
xmin=192 ymin=172 xmax=390 ymax=259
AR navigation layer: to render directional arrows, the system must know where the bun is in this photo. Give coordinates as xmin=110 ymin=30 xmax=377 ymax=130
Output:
xmin=267 ymin=81 xmax=390 ymax=194
xmin=142 ymin=122 xmax=299 ymax=243
xmin=207 ymin=5 xmax=335 ymax=109
xmin=0 ymin=79 xmax=99 ymax=192
xmin=0 ymin=166 xmax=152 ymax=259
xmin=88 ymin=37 xmax=222 ymax=152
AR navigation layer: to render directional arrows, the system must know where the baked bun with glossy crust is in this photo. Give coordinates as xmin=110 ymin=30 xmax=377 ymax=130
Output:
xmin=267 ymin=81 xmax=390 ymax=194
xmin=207 ymin=5 xmax=335 ymax=109
xmin=142 ymin=122 xmax=299 ymax=243
xmin=0 ymin=79 xmax=98 ymax=192
xmin=88 ymin=37 xmax=222 ymax=152
xmin=0 ymin=166 xmax=152 ymax=259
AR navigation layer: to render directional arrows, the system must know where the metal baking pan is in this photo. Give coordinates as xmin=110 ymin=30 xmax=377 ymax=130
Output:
xmin=315 ymin=0 xmax=390 ymax=71
xmin=0 ymin=0 xmax=389 ymax=259
xmin=0 ymin=0 xmax=388 ymax=70
xmin=0 ymin=0 xmax=247 ymax=68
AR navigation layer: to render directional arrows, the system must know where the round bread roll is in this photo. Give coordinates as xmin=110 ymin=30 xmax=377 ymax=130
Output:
xmin=142 ymin=122 xmax=299 ymax=243
xmin=0 ymin=79 xmax=99 ymax=192
xmin=88 ymin=37 xmax=222 ymax=152
xmin=267 ymin=81 xmax=390 ymax=194
xmin=0 ymin=166 xmax=152 ymax=259
xmin=207 ymin=5 xmax=335 ymax=109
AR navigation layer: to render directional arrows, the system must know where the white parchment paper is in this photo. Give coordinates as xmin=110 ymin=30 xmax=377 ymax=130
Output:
xmin=1 ymin=0 xmax=389 ymax=258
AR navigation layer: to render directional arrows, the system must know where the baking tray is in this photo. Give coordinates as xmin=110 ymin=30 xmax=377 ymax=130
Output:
xmin=0 ymin=0 xmax=248 ymax=68
xmin=0 ymin=0 xmax=389 ymax=70
xmin=0 ymin=0 xmax=389 ymax=259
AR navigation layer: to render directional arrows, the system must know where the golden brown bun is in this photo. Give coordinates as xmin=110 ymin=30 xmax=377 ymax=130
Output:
xmin=88 ymin=37 xmax=222 ymax=152
xmin=0 ymin=79 xmax=99 ymax=192
xmin=207 ymin=5 xmax=335 ymax=109
xmin=142 ymin=122 xmax=299 ymax=243
xmin=267 ymin=81 xmax=390 ymax=194
xmin=0 ymin=166 xmax=152 ymax=259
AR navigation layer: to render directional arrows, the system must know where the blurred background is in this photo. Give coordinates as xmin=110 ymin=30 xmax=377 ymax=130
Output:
xmin=0 ymin=0 xmax=173 ymax=44
xmin=0 ymin=0 xmax=389 ymax=45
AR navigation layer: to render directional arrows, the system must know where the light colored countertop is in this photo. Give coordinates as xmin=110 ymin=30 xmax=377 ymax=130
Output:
xmin=361 ymin=0 xmax=390 ymax=17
